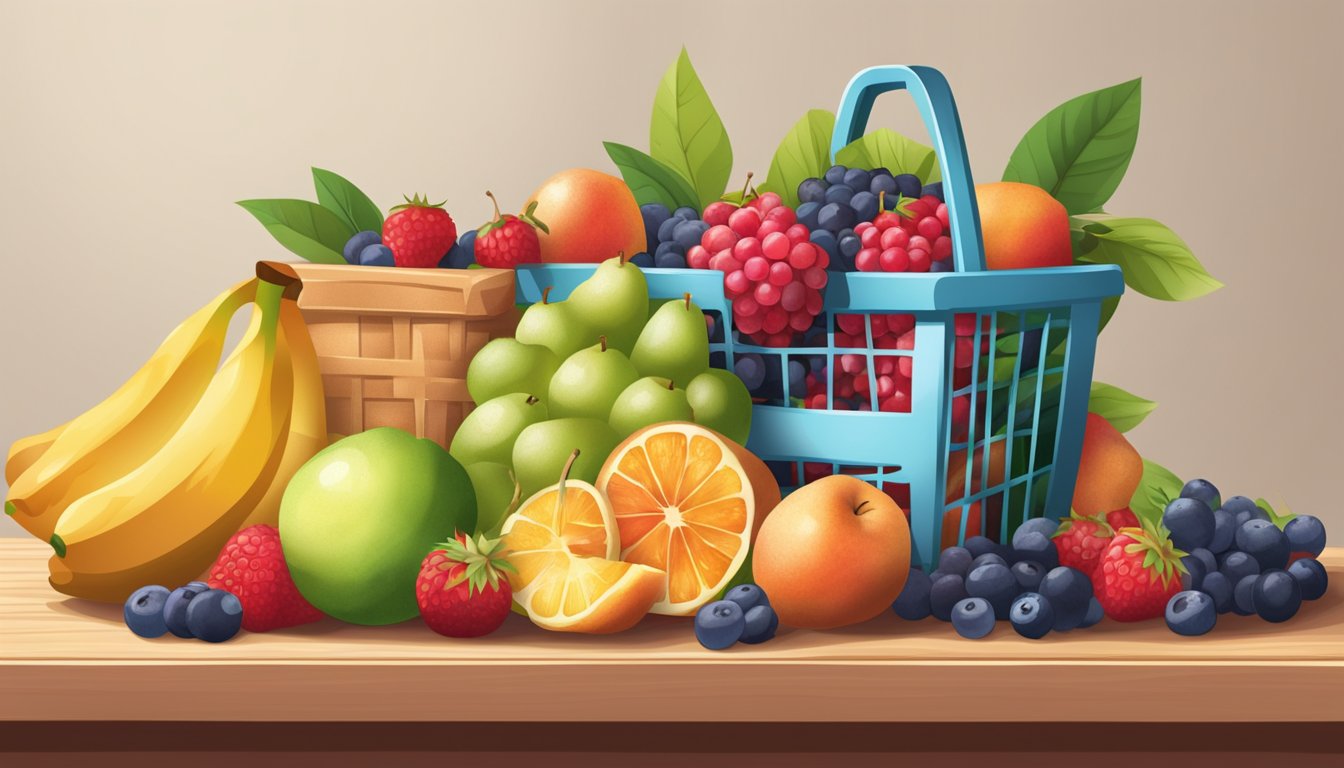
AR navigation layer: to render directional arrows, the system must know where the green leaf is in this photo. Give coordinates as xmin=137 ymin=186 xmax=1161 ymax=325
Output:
xmin=834 ymin=128 xmax=940 ymax=183
xmin=1088 ymin=381 xmax=1157 ymax=433
xmin=1130 ymin=459 xmax=1183 ymax=526
xmin=1097 ymin=295 xmax=1121 ymax=334
xmin=602 ymin=141 xmax=700 ymax=211
xmin=757 ymin=109 xmax=836 ymax=208
xmin=236 ymin=199 xmax=351 ymax=264
xmin=1074 ymin=215 xmax=1223 ymax=301
xmin=1003 ymin=78 xmax=1142 ymax=215
xmin=649 ymin=48 xmax=733 ymax=210
xmin=312 ymin=167 xmax=384 ymax=234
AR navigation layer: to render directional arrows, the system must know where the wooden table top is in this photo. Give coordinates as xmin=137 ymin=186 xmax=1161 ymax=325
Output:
xmin=2 ymin=540 xmax=1340 ymax=724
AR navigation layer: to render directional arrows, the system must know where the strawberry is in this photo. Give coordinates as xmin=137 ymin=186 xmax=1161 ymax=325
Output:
xmin=382 ymin=194 xmax=458 ymax=268
xmin=1092 ymin=518 xmax=1188 ymax=622
xmin=474 ymin=191 xmax=548 ymax=269
xmin=207 ymin=525 xmax=324 ymax=632
xmin=415 ymin=532 xmax=516 ymax=638
xmin=1051 ymin=511 xmax=1115 ymax=575
xmin=1106 ymin=507 xmax=1140 ymax=530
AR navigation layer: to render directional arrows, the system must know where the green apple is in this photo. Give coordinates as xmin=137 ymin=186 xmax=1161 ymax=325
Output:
xmin=466 ymin=338 xmax=559 ymax=405
xmin=465 ymin=461 xmax=519 ymax=536
xmin=515 ymin=288 xmax=595 ymax=360
xmin=547 ymin=337 xmax=639 ymax=420
xmin=511 ymin=417 xmax=621 ymax=499
xmin=630 ymin=293 xmax=709 ymax=386
xmin=279 ymin=427 xmax=476 ymax=625
xmin=609 ymin=376 xmax=693 ymax=436
xmin=565 ymin=254 xmax=649 ymax=355
xmin=449 ymin=393 xmax=548 ymax=467
xmin=687 ymin=368 xmax=752 ymax=445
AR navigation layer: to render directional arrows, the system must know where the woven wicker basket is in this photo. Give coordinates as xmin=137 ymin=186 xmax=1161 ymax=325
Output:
xmin=278 ymin=263 xmax=519 ymax=449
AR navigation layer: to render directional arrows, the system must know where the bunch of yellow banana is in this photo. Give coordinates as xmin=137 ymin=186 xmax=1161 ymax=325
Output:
xmin=4 ymin=265 xmax=328 ymax=603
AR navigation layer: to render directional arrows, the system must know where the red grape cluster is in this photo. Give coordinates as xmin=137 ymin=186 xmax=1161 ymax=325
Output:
xmin=688 ymin=192 xmax=829 ymax=347
xmin=853 ymin=195 xmax=953 ymax=273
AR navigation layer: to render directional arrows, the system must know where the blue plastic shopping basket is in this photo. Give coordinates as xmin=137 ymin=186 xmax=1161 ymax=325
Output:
xmin=515 ymin=65 xmax=1124 ymax=569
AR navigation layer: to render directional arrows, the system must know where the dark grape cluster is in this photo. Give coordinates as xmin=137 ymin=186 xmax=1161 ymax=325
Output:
xmin=638 ymin=203 xmax=709 ymax=269
xmin=798 ymin=164 xmax=950 ymax=272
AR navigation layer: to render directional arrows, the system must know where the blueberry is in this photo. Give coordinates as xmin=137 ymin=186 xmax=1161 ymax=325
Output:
xmin=695 ymin=599 xmax=745 ymax=650
xmin=929 ymin=573 xmax=969 ymax=622
xmin=439 ymin=242 xmax=475 ymax=269
xmin=185 ymin=589 xmax=243 ymax=643
xmin=1013 ymin=517 xmax=1060 ymax=545
xmin=359 ymin=244 xmax=395 ymax=267
xmin=629 ymin=251 xmax=654 ymax=269
xmin=1236 ymin=519 xmax=1290 ymax=571
xmin=870 ymin=174 xmax=898 ymax=198
xmin=930 ymin=260 xmax=953 ymax=273
xmin=1219 ymin=550 xmax=1261 ymax=584
xmin=797 ymin=201 xmax=822 ymax=230
xmin=640 ymin=203 xmax=671 ymax=252
xmin=1009 ymin=531 xmax=1058 ymax=570
xmin=163 ymin=582 xmax=210 ymax=639
xmin=458 ymin=228 xmax=477 ymax=255
xmin=810 ymin=229 xmax=838 ymax=263
xmin=965 ymin=563 xmax=1017 ymax=619
xmin=951 ymin=597 xmax=995 ymax=639
xmin=970 ymin=552 xmax=1008 ymax=572
xmin=740 ymin=604 xmax=778 ymax=644
xmin=654 ymin=249 xmax=687 ymax=269
xmin=1040 ymin=567 xmax=1093 ymax=630
xmin=938 ymin=546 xmax=973 ymax=577
xmin=1252 ymin=570 xmax=1302 ymax=623
xmin=870 ymin=167 xmax=892 ymax=178
xmin=342 ymin=230 xmax=381 ymax=265
xmin=838 ymin=233 xmax=861 ymax=260
xmin=1183 ymin=548 xmax=1217 ymax=589
xmin=817 ymin=203 xmax=857 ymax=233
xmin=1165 ymin=590 xmax=1216 ymax=637
xmin=920 ymin=182 xmax=944 ymax=201
xmin=672 ymin=219 xmax=709 ymax=251
xmin=1010 ymin=593 xmax=1055 ymax=639
xmin=787 ymin=360 xmax=806 ymax=397
xmin=798 ymin=178 xmax=829 ymax=205
xmin=672 ymin=206 xmax=698 ymax=221
xmin=1221 ymin=496 xmax=1261 ymax=517
xmin=1209 ymin=508 xmax=1236 ymax=554
xmin=964 ymin=536 xmax=1001 ymax=560
xmin=1180 ymin=478 xmax=1222 ymax=512
xmin=655 ymin=240 xmax=686 ymax=262
xmin=1162 ymin=497 xmax=1215 ymax=552
xmin=1200 ymin=571 xmax=1233 ymax=614
xmin=824 ymin=165 xmax=847 ymax=185
xmin=656 ymin=216 xmax=680 ymax=243
xmin=1233 ymin=575 xmax=1258 ymax=616
xmin=123 ymin=585 xmax=171 ymax=638
xmin=928 ymin=569 xmax=951 ymax=583
xmin=850 ymin=191 xmax=879 ymax=222
xmin=725 ymin=583 xmax=769 ymax=613
xmin=1079 ymin=597 xmax=1104 ymax=628
xmin=1288 ymin=558 xmax=1328 ymax=601
xmin=1010 ymin=560 xmax=1046 ymax=592
xmin=893 ymin=173 xmax=922 ymax=198
xmin=1181 ymin=553 xmax=1207 ymax=591
xmin=842 ymin=167 xmax=871 ymax=191
xmin=1284 ymin=515 xmax=1326 ymax=557
xmin=823 ymin=184 xmax=855 ymax=205
xmin=892 ymin=568 xmax=933 ymax=620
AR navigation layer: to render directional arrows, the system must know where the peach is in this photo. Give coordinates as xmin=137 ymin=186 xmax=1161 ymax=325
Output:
xmin=524 ymin=168 xmax=646 ymax=264
xmin=975 ymin=182 xmax=1072 ymax=271
xmin=1072 ymin=413 xmax=1143 ymax=516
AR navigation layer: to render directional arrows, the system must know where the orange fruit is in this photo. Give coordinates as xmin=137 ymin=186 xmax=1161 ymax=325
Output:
xmin=524 ymin=168 xmax=645 ymax=264
xmin=975 ymin=182 xmax=1072 ymax=271
xmin=1072 ymin=413 xmax=1143 ymax=516
xmin=596 ymin=423 xmax=778 ymax=616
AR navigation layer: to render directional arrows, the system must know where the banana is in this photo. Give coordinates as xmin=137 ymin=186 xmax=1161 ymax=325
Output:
xmin=6 ymin=279 xmax=257 ymax=542
xmin=5 ymin=421 xmax=68 ymax=486
xmin=50 ymin=279 xmax=294 ymax=595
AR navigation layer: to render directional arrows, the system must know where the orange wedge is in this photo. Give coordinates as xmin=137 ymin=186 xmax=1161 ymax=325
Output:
xmin=597 ymin=423 xmax=770 ymax=616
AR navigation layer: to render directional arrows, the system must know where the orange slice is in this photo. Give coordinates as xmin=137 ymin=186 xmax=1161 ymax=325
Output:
xmin=596 ymin=423 xmax=761 ymax=616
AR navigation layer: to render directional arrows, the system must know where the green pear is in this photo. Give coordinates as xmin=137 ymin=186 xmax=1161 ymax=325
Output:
xmin=565 ymin=253 xmax=649 ymax=355
xmin=686 ymin=368 xmax=753 ymax=445
xmin=547 ymin=336 xmax=639 ymax=421
xmin=511 ymin=417 xmax=621 ymax=499
xmin=630 ymin=293 xmax=710 ymax=386
xmin=466 ymin=338 xmax=560 ymax=405
xmin=515 ymin=287 xmax=594 ymax=360
xmin=610 ymin=376 xmax=694 ymax=436
xmin=465 ymin=462 xmax=520 ymax=536
xmin=449 ymin=393 xmax=548 ymax=467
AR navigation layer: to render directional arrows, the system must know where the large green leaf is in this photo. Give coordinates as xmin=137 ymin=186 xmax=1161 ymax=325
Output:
xmin=1130 ymin=459 xmax=1183 ymax=526
xmin=649 ymin=48 xmax=733 ymax=210
xmin=237 ymin=199 xmax=351 ymax=264
xmin=312 ymin=167 xmax=384 ymax=234
xmin=602 ymin=141 xmax=700 ymax=211
xmin=835 ymin=128 xmax=940 ymax=183
xmin=758 ymin=109 xmax=836 ymax=208
xmin=1074 ymin=215 xmax=1222 ymax=301
xmin=1088 ymin=381 xmax=1156 ymax=433
xmin=1004 ymin=79 xmax=1141 ymax=215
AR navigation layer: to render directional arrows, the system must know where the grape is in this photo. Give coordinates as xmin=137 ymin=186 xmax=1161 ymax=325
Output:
xmin=798 ymin=179 xmax=828 ymax=205
xmin=641 ymin=204 xmax=670 ymax=254
xmin=629 ymin=251 xmax=655 ymax=268
xmin=818 ymin=203 xmax=857 ymax=232
xmin=655 ymin=240 xmax=685 ymax=261
xmin=797 ymin=201 xmax=821 ymax=230
xmin=672 ymin=219 xmax=710 ymax=250
xmin=842 ymin=168 xmax=871 ymax=191
xmin=810 ymin=230 xmax=839 ymax=263
xmin=922 ymin=182 xmax=944 ymax=200
xmin=824 ymin=165 xmax=847 ymax=185
xmin=870 ymin=174 xmax=898 ymax=198
xmin=655 ymin=248 xmax=688 ymax=268
xmin=823 ymin=184 xmax=855 ymax=205
xmin=673 ymin=206 xmax=698 ymax=221
xmin=787 ymin=359 xmax=807 ymax=398
xmin=851 ymin=191 xmax=879 ymax=222
xmin=734 ymin=353 xmax=766 ymax=390
xmin=656 ymin=216 xmax=680 ymax=243
xmin=894 ymin=174 xmax=922 ymax=198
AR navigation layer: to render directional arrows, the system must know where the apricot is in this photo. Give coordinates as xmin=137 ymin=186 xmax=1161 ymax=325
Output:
xmin=524 ymin=168 xmax=646 ymax=264
xmin=1072 ymin=413 xmax=1143 ymax=516
xmin=975 ymin=182 xmax=1073 ymax=270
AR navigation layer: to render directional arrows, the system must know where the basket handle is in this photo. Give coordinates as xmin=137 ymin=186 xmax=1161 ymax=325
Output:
xmin=830 ymin=65 xmax=986 ymax=272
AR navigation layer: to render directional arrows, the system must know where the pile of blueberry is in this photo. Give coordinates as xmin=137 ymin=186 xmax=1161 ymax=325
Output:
xmin=637 ymin=203 xmax=708 ymax=269
xmin=893 ymin=520 xmax=1100 ymax=640
xmin=123 ymin=581 xmax=243 ymax=643
xmin=694 ymin=583 xmax=779 ymax=650
xmin=339 ymin=229 xmax=479 ymax=268
xmin=1161 ymin=478 xmax=1328 ymax=635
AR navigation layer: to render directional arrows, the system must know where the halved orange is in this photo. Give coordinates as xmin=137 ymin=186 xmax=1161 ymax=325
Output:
xmin=597 ymin=423 xmax=770 ymax=616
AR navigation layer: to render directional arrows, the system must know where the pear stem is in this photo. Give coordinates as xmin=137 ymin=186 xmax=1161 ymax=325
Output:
xmin=599 ymin=335 xmax=607 ymax=352
xmin=667 ymin=379 xmax=676 ymax=390
xmin=485 ymin=190 xmax=502 ymax=222
xmin=683 ymin=292 xmax=692 ymax=310
xmin=541 ymin=286 xmax=553 ymax=305
xmin=617 ymin=250 xmax=626 ymax=266
xmin=526 ymin=395 xmax=540 ymax=406
xmin=738 ymin=172 xmax=754 ymax=204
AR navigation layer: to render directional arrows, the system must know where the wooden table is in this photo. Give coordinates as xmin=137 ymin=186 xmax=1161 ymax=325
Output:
xmin=2 ymin=539 xmax=1341 ymax=762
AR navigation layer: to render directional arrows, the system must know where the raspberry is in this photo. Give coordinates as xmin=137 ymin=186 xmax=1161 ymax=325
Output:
xmin=207 ymin=525 xmax=324 ymax=632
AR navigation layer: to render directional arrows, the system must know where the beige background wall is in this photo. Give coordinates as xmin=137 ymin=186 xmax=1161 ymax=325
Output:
xmin=2 ymin=0 xmax=1341 ymax=537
